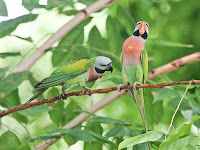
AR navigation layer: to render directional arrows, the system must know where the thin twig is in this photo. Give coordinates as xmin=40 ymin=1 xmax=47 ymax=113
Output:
xmin=0 ymin=80 xmax=199 ymax=118
xmin=165 ymin=80 xmax=192 ymax=138
xmin=10 ymin=0 xmax=118 ymax=73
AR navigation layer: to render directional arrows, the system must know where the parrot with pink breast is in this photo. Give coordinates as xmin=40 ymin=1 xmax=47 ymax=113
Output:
xmin=120 ymin=21 xmax=150 ymax=148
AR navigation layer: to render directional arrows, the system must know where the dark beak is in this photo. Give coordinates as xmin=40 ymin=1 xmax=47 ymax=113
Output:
xmin=107 ymin=63 xmax=113 ymax=73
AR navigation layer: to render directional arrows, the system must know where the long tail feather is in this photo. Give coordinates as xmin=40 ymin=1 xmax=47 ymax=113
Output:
xmin=19 ymin=90 xmax=46 ymax=110
xmin=129 ymin=89 xmax=137 ymax=104
xmin=129 ymin=89 xmax=151 ymax=150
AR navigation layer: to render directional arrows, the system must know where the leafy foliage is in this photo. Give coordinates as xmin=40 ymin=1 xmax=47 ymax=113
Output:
xmin=0 ymin=0 xmax=8 ymax=16
xmin=0 ymin=14 xmax=37 ymax=38
xmin=0 ymin=0 xmax=200 ymax=149
xmin=118 ymin=131 xmax=163 ymax=150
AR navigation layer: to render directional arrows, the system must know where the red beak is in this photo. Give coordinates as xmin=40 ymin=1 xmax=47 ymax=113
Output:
xmin=139 ymin=22 xmax=146 ymax=35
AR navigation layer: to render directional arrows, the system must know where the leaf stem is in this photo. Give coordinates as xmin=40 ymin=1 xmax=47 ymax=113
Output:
xmin=165 ymin=80 xmax=192 ymax=139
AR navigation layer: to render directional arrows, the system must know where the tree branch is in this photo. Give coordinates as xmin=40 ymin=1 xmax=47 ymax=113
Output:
xmin=148 ymin=51 xmax=200 ymax=79
xmin=10 ymin=0 xmax=117 ymax=73
xmin=0 ymin=80 xmax=199 ymax=118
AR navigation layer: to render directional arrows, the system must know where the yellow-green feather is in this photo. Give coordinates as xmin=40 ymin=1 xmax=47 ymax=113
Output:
xmin=142 ymin=49 xmax=148 ymax=84
xmin=35 ymin=58 xmax=91 ymax=91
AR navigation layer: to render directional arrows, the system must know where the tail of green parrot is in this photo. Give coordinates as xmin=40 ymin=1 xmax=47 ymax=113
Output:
xmin=24 ymin=90 xmax=46 ymax=105
xmin=19 ymin=78 xmax=49 ymax=110
xmin=129 ymin=89 xmax=148 ymax=133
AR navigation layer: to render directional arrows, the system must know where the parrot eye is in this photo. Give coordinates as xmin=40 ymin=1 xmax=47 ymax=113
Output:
xmin=100 ymin=64 xmax=107 ymax=66
xmin=145 ymin=22 xmax=149 ymax=27
xmin=137 ymin=21 xmax=142 ymax=25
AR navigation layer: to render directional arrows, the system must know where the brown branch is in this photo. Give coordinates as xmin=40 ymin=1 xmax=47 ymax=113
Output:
xmin=10 ymin=0 xmax=117 ymax=73
xmin=148 ymin=51 xmax=200 ymax=79
xmin=0 ymin=80 xmax=199 ymax=118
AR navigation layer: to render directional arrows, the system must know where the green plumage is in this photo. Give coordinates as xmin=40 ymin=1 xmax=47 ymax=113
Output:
xmin=35 ymin=57 xmax=92 ymax=91
xmin=122 ymin=49 xmax=149 ymax=133
xmin=122 ymin=49 xmax=148 ymax=85
xmin=25 ymin=57 xmax=95 ymax=105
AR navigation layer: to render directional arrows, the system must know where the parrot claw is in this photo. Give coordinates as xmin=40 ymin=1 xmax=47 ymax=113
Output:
xmin=59 ymin=93 xmax=67 ymax=100
xmin=59 ymin=86 xmax=67 ymax=100
xmin=133 ymin=82 xmax=140 ymax=90
xmin=117 ymin=84 xmax=124 ymax=92
xmin=82 ymin=86 xmax=91 ymax=96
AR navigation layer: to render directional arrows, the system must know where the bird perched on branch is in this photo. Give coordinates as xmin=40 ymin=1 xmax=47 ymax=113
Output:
xmin=23 ymin=56 xmax=113 ymax=106
xmin=119 ymin=21 xmax=151 ymax=149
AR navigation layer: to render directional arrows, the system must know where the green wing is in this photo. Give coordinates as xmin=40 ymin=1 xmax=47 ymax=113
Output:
xmin=35 ymin=58 xmax=91 ymax=91
xmin=141 ymin=49 xmax=148 ymax=84
xmin=120 ymin=52 xmax=123 ymax=67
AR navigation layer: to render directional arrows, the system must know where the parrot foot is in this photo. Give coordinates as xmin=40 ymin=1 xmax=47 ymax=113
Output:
xmin=117 ymin=84 xmax=124 ymax=92
xmin=82 ymin=86 xmax=91 ymax=96
xmin=59 ymin=86 xmax=67 ymax=100
xmin=59 ymin=93 xmax=67 ymax=100
xmin=133 ymin=81 xmax=140 ymax=90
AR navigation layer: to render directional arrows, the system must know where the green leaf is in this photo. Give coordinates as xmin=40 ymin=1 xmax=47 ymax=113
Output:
xmin=118 ymin=131 xmax=163 ymax=150
xmin=62 ymin=9 xmax=79 ymax=16
xmin=4 ymin=89 xmax=21 ymax=107
xmin=106 ymin=16 xmax=123 ymax=55
xmin=117 ymin=5 xmax=135 ymax=35
xmin=19 ymin=105 xmax=48 ymax=116
xmin=88 ymin=26 xmax=105 ymax=50
xmin=0 ymin=0 xmax=8 ymax=16
xmin=0 ymin=52 xmax=21 ymax=58
xmin=30 ymin=134 xmax=61 ymax=141
xmin=150 ymin=38 xmax=194 ymax=48
xmin=13 ymin=35 xmax=33 ymax=42
xmin=64 ymin=135 xmax=76 ymax=146
xmin=62 ymin=100 xmax=82 ymax=126
xmin=70 ymin=129 xmax=96 ymax=143
xmin=48 ymin=100 xmax=64 ymax=126
xmin=168 ymin=95 xmax=192 ymax=111
xmin=0 ymin=14 xmax=37 ymax=38
xmin=164 ymin=136 xmax=200 ymax=150
xmin=0 ymin=71 xmax=29 ymax=95
xmin=159 ymin=115 xmax=200 ymax=149
xmin=0 ymin=68 xmax=7 ymax=79
xmin=0 ymin=131 xmax=21 ymax=150
xmin=49 ymin=128 xmax=114 ymax=144
xmin=22 ymin=0 xmax=44 ymax=11
xmin=105 ymin=125 xmax=136 ymax=138
xmin=46 ymin=0 xmax=74 ymax=9
xmin=12 ymin=112 xmax=28 ymax=124
xmin=154 ymin=88 xmax=179 ymax=103
xmin=89 ymin=116 xmax=120 ymax=124
xmin=52 ymin=19 xmax=91 ymax=67
xmin=88 ymin=131 xmax=115 ymax=145
xmin=48 ymin=128 xmax=71 ymax=134
xmin=84 ymin=142 xmax=103 ymax=150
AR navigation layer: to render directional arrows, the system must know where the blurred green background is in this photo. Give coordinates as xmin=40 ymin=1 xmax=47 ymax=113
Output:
xmin=0 ymin=0 xmax=199 ymax=149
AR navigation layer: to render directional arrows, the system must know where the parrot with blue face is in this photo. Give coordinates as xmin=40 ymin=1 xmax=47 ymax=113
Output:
xmin=24 ymin=56 xmax=113 ymax=105
xmin=120 ymin=21 xmax=150 ymax=149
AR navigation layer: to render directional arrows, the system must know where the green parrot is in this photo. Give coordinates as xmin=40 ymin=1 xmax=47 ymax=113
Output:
xmin=120 ymin=21 xmax=150 ymax=149
xmin=24 ymin=56 xmax=113 ymax=105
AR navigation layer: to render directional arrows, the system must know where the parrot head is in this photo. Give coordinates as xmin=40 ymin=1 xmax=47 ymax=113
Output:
xmin=133 ymin=21 xmax=149 ymax=40
xmin=94 ymin=56 xmax=113 ymax=74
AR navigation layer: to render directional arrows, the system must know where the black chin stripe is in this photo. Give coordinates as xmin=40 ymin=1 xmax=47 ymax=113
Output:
xmin=132 ymin=30 xmax=148 ymax=40
xmin=133 ymin=30 xmax=139 ymax=36
xmin=141 ymin=31 xmax=148 ymax=40
xmin=95 ymin=67 xmax=105 ymax=74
